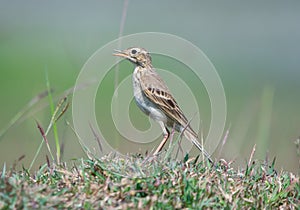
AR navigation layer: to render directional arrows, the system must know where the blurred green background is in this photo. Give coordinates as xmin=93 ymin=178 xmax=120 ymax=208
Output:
xmin=0 ymin=1 xmax=299 ymax=173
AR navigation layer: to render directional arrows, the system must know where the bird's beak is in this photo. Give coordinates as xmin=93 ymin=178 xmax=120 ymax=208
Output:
xmin=113 ymin=49 xmax=128 ymax=58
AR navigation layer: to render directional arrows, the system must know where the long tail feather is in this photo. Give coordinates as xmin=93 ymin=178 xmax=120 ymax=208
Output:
xmin=184 ymin=130 xmax=214 ymax=164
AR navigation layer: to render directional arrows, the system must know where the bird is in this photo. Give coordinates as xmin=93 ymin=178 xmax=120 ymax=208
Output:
xmin=113 ymin=47 xmax=213 ymax=163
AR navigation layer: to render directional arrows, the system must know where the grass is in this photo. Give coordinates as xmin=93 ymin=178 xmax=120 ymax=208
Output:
xmin=0 ymin=86 xmax=299 ymax=209
xmin=0 ymin=52 xmax=297 ymax=209
xmin=0 ymin=153 xmax=299 ymax=209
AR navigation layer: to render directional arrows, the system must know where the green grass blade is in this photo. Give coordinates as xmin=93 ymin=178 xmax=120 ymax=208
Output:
xmin=45 ymin=69 xmax=60 ymax=165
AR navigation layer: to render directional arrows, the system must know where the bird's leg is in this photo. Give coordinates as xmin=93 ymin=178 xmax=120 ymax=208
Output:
xmin=153 ymin=122 xmax=170 ymax=155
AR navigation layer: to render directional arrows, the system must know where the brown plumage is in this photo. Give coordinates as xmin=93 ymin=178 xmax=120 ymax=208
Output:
xmin=113 ymin=47 xmax=213 ymax=163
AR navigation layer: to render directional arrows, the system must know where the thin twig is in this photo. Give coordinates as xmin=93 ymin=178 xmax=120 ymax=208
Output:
xmin=248 ymin=144 xmax=256 ymax=167
xmin=0 ymin=89 xmax=52 ymax=140
xmin=89 ymin=122 xmax=103 ymax=153
xmin=35 ymin=120 xmax=54 ymax=161
xmin=217 ymin=125 xmax=231 ymax=159
xmin=114 ymin=0 xmax=130 ymax=93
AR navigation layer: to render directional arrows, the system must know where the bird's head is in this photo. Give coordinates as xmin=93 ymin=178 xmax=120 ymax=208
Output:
xmin=113 ymin=47 xmax=152 ymax=67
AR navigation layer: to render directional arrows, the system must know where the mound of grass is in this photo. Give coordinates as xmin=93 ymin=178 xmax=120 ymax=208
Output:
xmin=0 ymin=154 xmax=299 ymax=209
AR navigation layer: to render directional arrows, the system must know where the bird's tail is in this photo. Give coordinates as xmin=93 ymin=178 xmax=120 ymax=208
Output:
xmin=183 ymin=130 xmax=214 ymax=164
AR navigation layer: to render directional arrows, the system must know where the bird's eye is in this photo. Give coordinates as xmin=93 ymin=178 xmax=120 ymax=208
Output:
xmin=131 ymin=49 xmax=137 ymax=54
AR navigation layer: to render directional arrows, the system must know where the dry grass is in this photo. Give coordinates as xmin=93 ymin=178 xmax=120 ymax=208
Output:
xmin=0 ymin=153 xmax=299 ymax=209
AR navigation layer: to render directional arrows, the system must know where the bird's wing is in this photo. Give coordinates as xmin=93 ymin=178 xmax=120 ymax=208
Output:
xmin=140 ymin=69 xmax=198 ymax=136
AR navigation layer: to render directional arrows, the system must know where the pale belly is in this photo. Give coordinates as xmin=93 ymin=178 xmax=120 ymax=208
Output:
xmin=132 ymin=75 xmax=167 ymax=123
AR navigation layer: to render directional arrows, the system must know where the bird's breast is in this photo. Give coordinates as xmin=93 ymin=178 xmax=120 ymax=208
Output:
xmin=132 ymin=67 xmax=167 ymax=123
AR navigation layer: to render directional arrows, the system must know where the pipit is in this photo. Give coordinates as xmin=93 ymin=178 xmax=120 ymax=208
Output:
xmin=113 ymin=47 xmax=213 ymax=163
